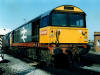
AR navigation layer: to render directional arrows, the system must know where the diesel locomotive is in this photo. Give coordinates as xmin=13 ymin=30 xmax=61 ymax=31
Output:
xmin=2 ymin=5 xmax=89 ymax=65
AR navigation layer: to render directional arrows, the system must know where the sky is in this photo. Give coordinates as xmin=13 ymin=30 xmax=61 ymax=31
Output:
xmin=0 ymin=0 xmax=100 ymax=40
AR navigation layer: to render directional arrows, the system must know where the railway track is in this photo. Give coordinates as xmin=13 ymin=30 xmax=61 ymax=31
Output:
xmin=81 ymin=53 xmax=100 ymax=64
xmin=34 ymin=63 xmax=100 ymax=75
xmin=3 ymin=50 xmax=100 ymax=75
xmin=16 ymin=52 xmax=100 ymax=75
xmin=30 ymin=53 xmax=100 ymax=75
xmin=1 ymin=53 xmax=100 ymax=75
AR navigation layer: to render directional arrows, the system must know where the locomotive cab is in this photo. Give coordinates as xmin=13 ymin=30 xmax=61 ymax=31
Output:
xmin=40 ymin=5 xmax=89 ymax=56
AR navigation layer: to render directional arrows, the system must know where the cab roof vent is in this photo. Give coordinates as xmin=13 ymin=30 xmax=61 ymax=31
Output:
xmin=64 ymin=6 xmax=74 ymax=10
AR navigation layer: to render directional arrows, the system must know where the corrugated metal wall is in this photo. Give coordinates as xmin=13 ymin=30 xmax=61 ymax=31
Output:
xmin=0 ymin=36 xmax=3 ymax=50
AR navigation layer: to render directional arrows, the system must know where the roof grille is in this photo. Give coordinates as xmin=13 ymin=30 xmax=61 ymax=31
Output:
xmin=64 ymin=7 xmax=74 ymax=10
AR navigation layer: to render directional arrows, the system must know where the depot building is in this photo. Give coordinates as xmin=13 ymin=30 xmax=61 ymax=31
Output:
xmin=0 ymin=28 xmax=11 ymax=49
xmin=94 ymin=32 xmax=100 ymax=52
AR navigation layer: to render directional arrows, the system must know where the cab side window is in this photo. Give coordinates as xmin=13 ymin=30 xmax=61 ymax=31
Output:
xmin=40 ymin=16 xmax=49 ymax=28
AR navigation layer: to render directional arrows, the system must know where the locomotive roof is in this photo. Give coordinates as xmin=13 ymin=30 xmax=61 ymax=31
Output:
xmin=41 ymin=5 xmax=84 ymax=18
xmin=10 ymin=5 xmax=85 ymax=32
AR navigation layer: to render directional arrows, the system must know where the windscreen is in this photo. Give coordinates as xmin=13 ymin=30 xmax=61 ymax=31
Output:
xmin=52 ymin=12 xmax=85 ymax=27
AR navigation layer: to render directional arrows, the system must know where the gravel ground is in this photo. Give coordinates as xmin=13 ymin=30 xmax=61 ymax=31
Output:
xmin=0 ymin=53 xmax=100 ymax=75
xmin=82 ymin=64 xmax=100 ymax=72
xmin=0 ymin=54 xmax=51 ymax=75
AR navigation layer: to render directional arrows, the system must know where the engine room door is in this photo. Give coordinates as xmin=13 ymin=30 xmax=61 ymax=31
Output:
xmin=32 ymin=20 xmax=40 ymax=42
